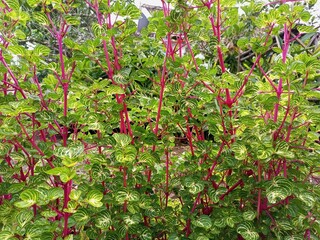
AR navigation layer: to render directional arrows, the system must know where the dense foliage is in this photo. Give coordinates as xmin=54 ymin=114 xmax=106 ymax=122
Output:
xmin=0 ymin=0 xmax=319 ymax=239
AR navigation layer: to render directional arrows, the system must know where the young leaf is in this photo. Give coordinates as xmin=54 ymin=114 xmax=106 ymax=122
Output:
xmin=124 ymin=4 xmax=140 ymax=19
xmin=266 ymin=177 xmax=293 ymax=204
xmin=232 ymin=143 xmax=248 ymax=160
xmin=45 ymin=167 xmax=68 ymax=176
xmin=192 ymin=215 xmax=212 ymax=229
xmin=33 ymin=12 xmax=49 ymax=25
xmin=14 ymin=200 xmax=35 ymax=208
xmin=8 ymin=45 xmax=25 ymax=56
xmin=70 ymin=189 xmax=82 ymax=201
xmin=115 ymin=145 xmax=137 ymax=163
xmin=55 ymin=144 xmax=84 ymax=159
xmin=16 ymin=209 xmax=33 ymax=227
xmin=26 ymin=0 xmax=41 ymax=7
xmin=85 ymin=190 xmax=103 ymax=207
xmin=0 ymin=231 xmax=14 ymax=240
xmin=4 ymin=0 xmax=20 ymax=11
xmin=237 ymin=222 xmax=259 ymax=240
xmin=8 ymin=183 xmax=25 ymax=193
xmin=73 ymin=208 xmax=91 ymax=226
xmin=95 ymin=211 xmax=112 ymax=230
xmin=113 ymin=133 xmax=132 ymax=147
xmin=297 ymin=192 xmax=315 ymax=209
xmin=65 ymin=16 xmax=80 ymax=26
xmin=243 ymin=211 xmax=256 ymax=221
xmin=47 ymin=187 xmax=64 ymax=201
xmin=115 ymin=188 xmax=140 ymax=203
xmin=33 ymin=45 xmax=51 ymax=56
xmin=20 ymin=189 xmax=39 ymax=202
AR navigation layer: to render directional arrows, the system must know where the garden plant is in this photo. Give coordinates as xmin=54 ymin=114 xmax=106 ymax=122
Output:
xmin=0 ymin=0 xmax=319 ymax=239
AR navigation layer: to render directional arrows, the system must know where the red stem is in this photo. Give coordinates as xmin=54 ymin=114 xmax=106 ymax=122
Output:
xmin=219 ymin=179 xmax=243 ymax=200
xmin=165 ymin=150 xmax=169 ymax=207
xmin=257 ymin=161 xmax=262 ymax=219
xmin=233 ymin=23 xmax=275 ymax=102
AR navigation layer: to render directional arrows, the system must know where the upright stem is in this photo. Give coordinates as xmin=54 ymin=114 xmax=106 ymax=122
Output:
xmin=53 ymin=17 xmax=73 ymax=238
xmin=257 ymin=161 xmax=262 ymax=219
xmin=153 ymin=44 xmax=169 ymax=145
xmin=165 ymin=150 xmax=170 ymax=207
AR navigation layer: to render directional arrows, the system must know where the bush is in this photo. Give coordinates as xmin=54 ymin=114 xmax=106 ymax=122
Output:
xmin=0 ymin=0 xmax=319 ymax=239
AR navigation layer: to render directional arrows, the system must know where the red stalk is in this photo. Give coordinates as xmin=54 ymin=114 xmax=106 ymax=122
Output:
xmin=219 ymin=179 xmax=243 ymax=200
xmin=183 ymin=32 xmax=199 ymax=72
xmin=233 ymin=23 xmax=275 ymax=102
xmin=165 ymin=150 xmax=169 ymax=207
xmin=257 ymin=161 xmax=262 ymax=219
xmin=0 ymin=54 xmax=26 ymax=98
xmin=153 ymin=46 xmax=169 ymax=142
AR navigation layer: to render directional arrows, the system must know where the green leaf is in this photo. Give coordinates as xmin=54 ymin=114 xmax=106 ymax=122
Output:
xmin=123 ymin=214 xmax=140 ymax=226
xmin=33 ymin=12 xmax=49 ymax=25
xmin=184 ymin=177 xmax=204 ymax=194
xmin=60 ymin=172 xmax=75 ymax=183
xmin=213 ymin=218 xmax=227 ymax=228
xmin=297 ymin=25 xmax=316 ymax=33
xmin=196 ymin=237 xmax=209 ymax=240
xmin=64 ymin=235 xmax=74 ymax=240
xmin=20 ymin=189 xmax=39 ymax=203
xmin=139 ymin=151 xmax=160 ymax=166
xmin=16 ymin=209 xmax=33 ymax=227
xmin=115 ymin=188 xmax=140 ymax=203
xmin=55 ymin=144 xmax=84 ymax=159
xmin=0 ymin=200 xmax=13 ymax=216
xmin=0 ymin=231 xmax=14 ymax=240
xmin=256 ymin=148 xmax=273 ymax=161
xmin=105 ymin=85 xmax=125 ymax=95
xmin=113 ymin=133 xmax=132 ymax=147
xmin=95 ymin=210 xmax=112 ymax=230
xmin=0 ymin=143 xmax=11 ymax=156
xmin=41 ymin=210 xmax=58 ymax=218
xmin=297 ymin=192 xmax=315 ymax=209
xmin=277 ymin=220 xmax=293 ymax=230
xmin=33 ymin=45 xmax=51 ymax=56
xmin=73 ymin=208 xmax=91 ymax=226
xmin=26 ymin=0 xmax=41 ymax=7
xmin=92 ymin=23 xmax=107 ymax=37
xmin=65 ymin=16 xmax=80 ymax=25
xmin=45 ymin=167 xmax=68 ymax=176
xmin=45 ymin=167 xmax=76 ymax=183
xmin=8 ymin=182 xmax=25 ymax=193
xmin=26 ymin=225 xmax=44 ymax=238
xmin=14 ymin=29 xmax=26 ymax=40
xmin=275 ymin=150 xmax=295 ymax=159
xmin=70 ymin=189 xmax=82 ymax=201
xmin=47 ymin=187 xmax=64 ymax=201
xmin=237 ymin=222 xmax=259 ymax=240
xmin=226 ymin=216 xmax=236 ymax=228
xmin=124 ymin=4 xmax=140 ymax=19
xmin=5 ymin=0 xmax=20 ymax=11
xmin=275 ymin=141 xmax=289 ymax=152
xmin=232 ymin=143 xmax=247 ymax=160
xmin=266 ymin=177 xmax=293 ymax=204
xmin=192 ymin=215 xmax=212 ymax=229
xmin=113 ymin=74 xmax=129 ymax=84
xmin=40 ymin=232 xmax=54 ymax=240
xmin=262 ymin=96 xmax=278 ymax=110
xmin=62 ymin=157 xmax=79 ymax=167
xmin=243 ymin=210 xmax=256 ymax=221
xmin=14 ymin=99 xmax=39 ymax=114
xmin=115 ymin=145 xmax=137 ymax=163
xmin=8 ymin=45 xmax=25 ymax=56
xmin=85 ymin=190 xmax=103 ymax=207
xmin=140 ymin=230 xmax=152 ymax=240
xmin=14 ymin=200 xmax=35 ymax=208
